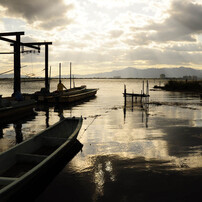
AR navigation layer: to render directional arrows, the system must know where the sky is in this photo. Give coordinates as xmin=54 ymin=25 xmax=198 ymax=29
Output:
xmin=1 ymin=0 xmax=202 ymax=77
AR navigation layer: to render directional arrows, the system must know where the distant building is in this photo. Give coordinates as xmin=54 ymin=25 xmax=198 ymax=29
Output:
xmin=160 ymin=74 xmax=166 ymax=79
xmin=183 ymin=76 xmax=197 ymax=80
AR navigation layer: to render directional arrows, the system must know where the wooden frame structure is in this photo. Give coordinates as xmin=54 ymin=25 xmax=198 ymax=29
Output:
xmin=0 ymin=32 xmax=52 ymax=94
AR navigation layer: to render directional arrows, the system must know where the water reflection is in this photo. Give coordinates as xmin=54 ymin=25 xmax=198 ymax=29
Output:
xmin=0 ymin=79 xmax=202 ymax=201
xmin=54 ymin=105 xmax=66 ymax=121
xmin=14 ymin=123 xmax=23 ymax=144
xmin=38 ymin=154 xmax=202 ymax=201
xmin=0 ymin=128 xmax=3 ymax=138
xmin=45 ymin=109 xmax=50 ymax=128
xmin=123 ymin=103 xmax=149 ymax=128
xmin=0 ymin=113 xmax=37 ymax=151
xmin=35 ymin=104 xmax=50 ymax=128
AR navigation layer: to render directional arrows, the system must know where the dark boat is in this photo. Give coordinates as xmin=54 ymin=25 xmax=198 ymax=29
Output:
xmin=46 ymin=88 xmax=98 ymax=103
xmin=23 ymin=85 xmax=87 ymax=102
xmin=0 ymin=117 xmax=83 ymax=201
xmin=0 ymin=97 xmax=36 ymax=124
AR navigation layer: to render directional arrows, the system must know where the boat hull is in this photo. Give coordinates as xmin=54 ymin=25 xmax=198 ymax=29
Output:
xmin=47 ymin=89 xmax=98 ymax=103
xmin=23 ymin=85 xmax=87 ymax=103
xmin=0 ymin=117 xmax=83 ymax=201
xmin=0 ymin=100 xmax=36 ymax=125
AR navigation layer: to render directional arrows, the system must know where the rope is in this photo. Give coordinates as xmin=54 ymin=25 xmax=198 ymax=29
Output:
xmin=79 ymin=115 xmax=100 ymax=138
xmin=0 ymin=65 xmax=27 ymax=76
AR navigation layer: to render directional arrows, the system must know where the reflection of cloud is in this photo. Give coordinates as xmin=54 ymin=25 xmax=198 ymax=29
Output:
xmin=66 ymin=154 xmax=202 ymax=201
xmin=94 ymin=163 xmax=105 ymax=197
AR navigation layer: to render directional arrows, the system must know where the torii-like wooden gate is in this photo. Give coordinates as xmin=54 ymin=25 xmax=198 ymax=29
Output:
xmin=0 ymin=32 xmax=52 ymax=94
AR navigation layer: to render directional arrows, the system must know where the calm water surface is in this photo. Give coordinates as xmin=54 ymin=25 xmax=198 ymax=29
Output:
xmin=0 ymin=79 xmax=202 ymax=201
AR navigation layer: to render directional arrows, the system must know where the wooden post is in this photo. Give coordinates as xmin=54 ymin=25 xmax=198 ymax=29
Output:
xmin=70 ymin=62 xmax=72 ymax=89
xmin=45 ymin=44 xmax=49 ymax=91
xmin=73 ymin=75 xmax=75 ymax=88
xmin=142 ymin=80 xmax=144 ymax=95
xmin=59 ymin=63 xmax=61 ymax=81
xmin=147 ymin=80 xmax=149 ymax=103
xmin=140 ymin=90 xmax=142 ymax=103
xmin=14 ymin=34 xmax=21 ymax=94
xmin=124 ymin=84 xmax=126 ymax=105
xmin=49 ymin=66 xmax=51 ymax=90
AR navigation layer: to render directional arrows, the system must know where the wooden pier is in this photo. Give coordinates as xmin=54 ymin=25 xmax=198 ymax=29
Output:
xmin=123 ymin=80 xmax=150 ymax=107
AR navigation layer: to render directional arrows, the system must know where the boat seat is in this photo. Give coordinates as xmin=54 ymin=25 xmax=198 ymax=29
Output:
xmin=0 ymin=177 xmax=18 ymax=186
xmin=16 ymin=153 xmax=47 ymax=164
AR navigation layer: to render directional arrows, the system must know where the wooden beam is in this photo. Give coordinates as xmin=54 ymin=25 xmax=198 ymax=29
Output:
xmin=0 ymin=32 xmax=24 ymax=36
xmin=24 ymin=42 xmax=52 ymax=91
xmin=14 ymin=34 xmax=21 ymax=93
xmin=24 ymin=42 xmax=52 ymax=46
xmin=0 ymin=52 xmax=14 ymax=54
xmin=45 ymin=44 xmax=49 ymax=90
xmin=0 ymin=36 xmax=40 ymax=50
xmin=0 ymin=36 xmax=15 ymax=44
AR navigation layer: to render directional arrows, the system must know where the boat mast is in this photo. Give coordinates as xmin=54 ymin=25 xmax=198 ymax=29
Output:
xmin=70 ymin=62 xmax=72 ymax=89
xmin=59 ymin=63 xmax=61 ymax=81
xmin=49 ymin=66 xmax=51 ymax=89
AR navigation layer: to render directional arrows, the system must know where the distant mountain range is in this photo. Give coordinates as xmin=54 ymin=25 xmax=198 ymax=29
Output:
xmin=70 ymin=67 xmax=202 ymax=79
xmin=1 ymin=67 xmax=202 ymax=79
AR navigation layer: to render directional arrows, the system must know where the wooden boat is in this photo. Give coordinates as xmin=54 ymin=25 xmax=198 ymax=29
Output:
xmin=0 ymin=99 xmax=36 ymax=124
xmin=62 ymin=85 xmax=86 ymax=96
xmin=0 ymin=117 xmax=83 ymax=201
xmin=23 ymin=85 xmax=87 ymax=102
xmin=46 ymin=88 xmax=98 ymax=103
xmin=38 ymin=85 xmax=87 ymax=102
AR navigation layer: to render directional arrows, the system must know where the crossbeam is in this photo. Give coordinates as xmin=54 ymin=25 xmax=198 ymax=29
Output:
xmin=0 ymin=36 xmax=40 ymax=50
xmin=0 ymin=32 xmax=24 ymax=36
xmin=24 ymin=42 xmax=52 ymax=46
xmin=14 ymin=42 xmax=52 ymax=91
xmin=0 ymin=32 xmax=52 ymax=93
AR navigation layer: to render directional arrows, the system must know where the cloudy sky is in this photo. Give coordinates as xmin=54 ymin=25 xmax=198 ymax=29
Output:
xmin=1 ymin=0 xmax=202 ymax=76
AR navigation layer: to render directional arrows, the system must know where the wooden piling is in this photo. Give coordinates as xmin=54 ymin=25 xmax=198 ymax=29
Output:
xmin=124 ymin=84 xmax=126 ymax=104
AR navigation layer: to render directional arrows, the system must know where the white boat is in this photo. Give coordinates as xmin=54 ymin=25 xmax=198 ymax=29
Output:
xmin=0 ymin=117 xmax=83 ymax=201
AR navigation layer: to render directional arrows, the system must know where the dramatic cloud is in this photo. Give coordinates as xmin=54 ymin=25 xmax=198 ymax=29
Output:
xmin=109 ymin=30 xmax=124 ymax=38
xmin=1 ymin=0 xmax=202 ymax=75
xmin=0 ymin=0 xmax=74 ymax=30
xmin=125 ymin=47 xmax=202 ymax=66
xmin=128 ymin=0 xmax=202 ymax=45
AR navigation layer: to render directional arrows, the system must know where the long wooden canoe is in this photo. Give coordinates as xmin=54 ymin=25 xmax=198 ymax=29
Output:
xmin=46 ymin=89 xmax=98 ymax=103
xmin=0 ymin=99 xmax=36 ymax=124
xmin=0 ymin=117 xmax=83 ymax=201
xmin=37 ymin=85 xmax=87 ymax=102
xmin=23 ymin=85 xmax=87 ymax=102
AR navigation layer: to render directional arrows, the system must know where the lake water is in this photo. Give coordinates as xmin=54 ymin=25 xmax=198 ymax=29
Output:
xmin=0 ymin=79 xmax=202 ymax=201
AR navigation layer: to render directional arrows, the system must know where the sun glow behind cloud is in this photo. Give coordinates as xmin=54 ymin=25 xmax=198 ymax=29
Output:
xmin=1 ymin=0 xmax=202 ymax=76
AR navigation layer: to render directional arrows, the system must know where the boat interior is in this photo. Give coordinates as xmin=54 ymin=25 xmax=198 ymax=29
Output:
xmin=0 ymin=118 xmax=80 ymax=190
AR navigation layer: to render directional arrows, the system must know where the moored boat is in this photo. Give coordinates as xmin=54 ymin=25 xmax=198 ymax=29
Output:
xmin=23 ymin=85 xmax=87 ymax=102
xmin=0 ymin=98 xmax=36 ymax=124
xmin=0 ymin=116 xmax=83 ymax=201
xmin=46 ymin=88 xmax=98 ymax=103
